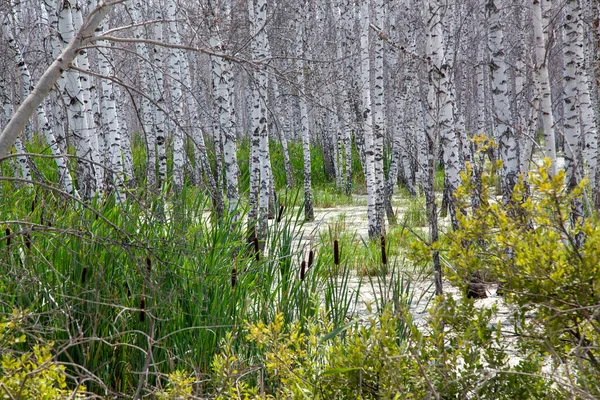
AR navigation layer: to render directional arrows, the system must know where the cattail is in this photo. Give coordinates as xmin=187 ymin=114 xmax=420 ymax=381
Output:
xmin=231 ymin=267 xmax=237 ymax=288
xmin=124 ymin=282 xmax=131 ymax=298
xmin=253 ymin=236 xmax=260 ymax=262
xmin=307 ymin=249 xmax=314 ymax=270
xmin=139 ymin=298 xmax=146 ymax=322
xmin=300 ymin=260 xmax=306 ymax=281
xmin=31 ymin=195 xmax=36 ymax=213
xmin=81 ymin=267 xmax=87 ymax=284
xmin=146 ymin=256 xmax=152 ymax=274
xmin=5 ymin=227 xmax=11 ymax=247
xmin=277 ymin=204 xmax=284 ymax=223
xmin=381 ymin=235 xmax=387 ymax=266
xmin=24 ymin=232 xmax=31 ymax=250
xmin=334 ymin=239 xmax=340 ymax=266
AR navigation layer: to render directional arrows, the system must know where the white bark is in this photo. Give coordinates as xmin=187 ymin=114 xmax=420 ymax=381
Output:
xmin=3 ymin=11 xmax=76 ymax=195
xmin=532 ymin=0 xmax=557 ymax=175
xmin=209 ymin=2 xmax=239 ymax=216
xmin=94 ymin=2 xmax=125 ymax=202
xmin=127 ymin=0 xmax=159 ymax=188
xmin=359 ymin=0 xmax=378 ymax=238
xmin=150 ymin=9 xmax=167 ymax=189
xmin=249 ymin=0 xmax=274 ymax=236
xmin=72 ymin=1 xmax=103 ymax=195
xmin=372 ymin=0 xmax=385 ymax=231
xmin=293 ymin=0 xmax=314 ymax=221
xmin=487 ymin=0 xmax=519 ymax=203
xmin=0 ymin=1 xmax=112 ymax=162
xmin=563 ymin=0 xmax=584 ymax=192
xmin=165 ymin=0 xmax=186 ymax=192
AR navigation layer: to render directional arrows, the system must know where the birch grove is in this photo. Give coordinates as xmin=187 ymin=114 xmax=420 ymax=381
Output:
xmin=0 ymin=0 xmax=598 ymax=261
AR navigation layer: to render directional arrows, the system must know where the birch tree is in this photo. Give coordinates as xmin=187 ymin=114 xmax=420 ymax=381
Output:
xmin=209 ymin=0 xmax=239 ymax=217
xmin=487 ymin=0 xmax=519 ymax=203
xmin=248 ymin=0 xmax=274 ymax=238
xmin=3 ymin=9 xmax=76 ymax=195
xmin=563 ymin=0 xmax=585 ymax=243
xmin=293 ymin=0 xmax=314 ymax=221
xmin=431 ymin=0 xmax=461 ymax=229
xmin=532 ymin=0 xmax=557 ymax=175
xmin=0 ymin=1 xmax=113 ymax=160
xmin=358 ymin=0 xmax=379 ymax=239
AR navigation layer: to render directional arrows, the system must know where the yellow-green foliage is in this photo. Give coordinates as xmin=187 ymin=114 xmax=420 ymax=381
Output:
xmin=155 ymin=370 xmax=196 ymax=400
xmin=211 ymin=304 xmax=558 ymax=399
xmin=0 ymin=310 xmax=81 ymax=400
xmin=446 ymin=158 xmax=600 ymax=395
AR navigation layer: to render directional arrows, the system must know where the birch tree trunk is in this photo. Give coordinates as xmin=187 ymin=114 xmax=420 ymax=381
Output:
xmin=127 ymin=0 xmax=158 ymax=188
xmin=426 ymin=0 xmax=443 ymax=295
xmin=58 ymin=1 xmax=98 ymax=199
xmin=338 ymin=0 xmax=356 ymax=196
xmin=563 ymin=0 xmax=585 ymax=244
xmin=93 ymin=0 xmax=125 ymax=202
xmin=150 ymin=9 xmax=167 ymax=189
xmin=359 ymin=0 xmax=379 ymax=239
xmin=372 ymin=0 xmax=386 ymax=231
xmin=293 ymin=0 xmax=314 ymax=221
xmin=165 ymin=0 xmax=186 ymax=192
xmin=248 ymin=0 xmax=274 ymax=238
xmin=487 ymin=0 xmax=519 ymax=204
xmin=533 ymin=0 xmax=557 ymax=175
xmin=71 ymin=1 xmax=102 ymax=195
xmin=210 ymin=2 xmax=240 ymax=217
xmin=573 ymin=3 xmax=598 ymax=193
xmin=4 ymin=10 xmax=76 ymax=195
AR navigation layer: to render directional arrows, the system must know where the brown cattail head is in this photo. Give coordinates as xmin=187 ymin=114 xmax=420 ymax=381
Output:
xmin=308 ymin=250 xmax=314 ymax=270
xmin=277 ymin=204 xmax=284 ymax=223
xmin=231 ymin=267 xmax=237 ymax=288
xmin=5 ymin=227 xmax=11 ymax=247
xmin=334 ymin=240 xmax=340 ymax=266
xmin=146 ymin=256 xmax=152 ymax=274
xmin=81 ymin=267 xmax=88 ymax=284
xmin=300 ymin=260 xmax=306 ymax=281
xmin=139 ymin=298 xmax=146 ymax=322
xmin=24 ymin=232 xmax=31 ymax=250
xmin=381 ymin=235 xmax=387 ymax=265
xmin=125 ymin=282 xmax=131 ymax=298
xmin=253 ymin=236 xmax=260 ymax=262
xmin=31 ymin=195 xmax=36 ymax=213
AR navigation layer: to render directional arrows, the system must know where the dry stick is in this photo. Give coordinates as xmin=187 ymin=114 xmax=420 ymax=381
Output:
xmin=0 ymin=1 xmax=120 ymax=158
xmin=133 ymin=317 xmax=155 ymax=400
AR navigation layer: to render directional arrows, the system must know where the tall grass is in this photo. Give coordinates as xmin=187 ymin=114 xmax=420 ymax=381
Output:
xmin=0 ymin=149 xmax=364 ymax=396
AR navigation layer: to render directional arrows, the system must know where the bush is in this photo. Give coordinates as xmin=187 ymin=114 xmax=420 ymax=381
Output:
xmin=445 ymin=159 xmax=600 ymax=397
xmin=0 ymin=310 xmax=83 ymax=399
xmin=210 ymin=300 xmax=559 ymax=399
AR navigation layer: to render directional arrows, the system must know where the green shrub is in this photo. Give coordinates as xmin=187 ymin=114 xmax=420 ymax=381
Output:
xmin=211 ymin=299 xmax=559 ymax=399
xmin=0 ymin=310 xmax=84 ymax=399
xmin=445 ymin=158 xmax=600 ymax=397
